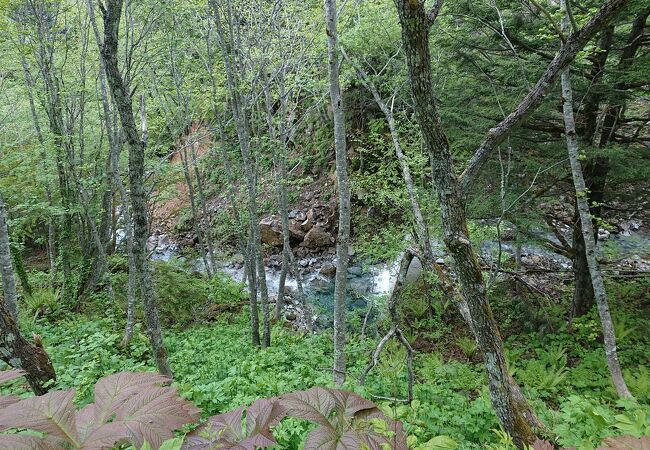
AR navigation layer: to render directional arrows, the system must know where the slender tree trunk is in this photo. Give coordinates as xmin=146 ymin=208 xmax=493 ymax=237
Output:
xmin=211 ymin=0 xmax=269 ymax=347
xmin=0 ymin=301 xmax=55 ymax=396
xmin=395 ymin=1 xmax=538 ymax=445
xmin=19 ymin=51 xmax=57 ymax=281
xmin=559 ymin=1 xmax=631 ymax=398
xmin=180 ymin=146 xmax=212 ymax=278
xmin=85 ymin=0 xmax=138 ymax=347
xmin=190 ymin=143 xmax=217 ymax=275
xmin=11 ymin=245 xmax=32 ymax=298
xmin=24 ymin=1 xmax=75 ymax=301
xmin=325 ymin=0 xmax=350 ymax=386
xmin=100 ymin=0 xmax=171 ymax=376
xmin=0 ymin=193 xmax=18 ymax=322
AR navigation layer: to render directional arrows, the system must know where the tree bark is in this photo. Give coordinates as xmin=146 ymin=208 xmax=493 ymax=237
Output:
xmin=19 ymin=50 xmax=57 ymax=281
xmin=0 ymin=301 xmax=55 ymax=396
xmin=210 ymin=0 xmax=269 ymax=347
xmin=85 ymin=0 xmax=138 ymax=346
xmin=559 ymin=0 xmax=632 ymax=399
xmin=325 ymin=0 xmax=350 ymax=386
xmin=0 ymin=193 xmax=18 ymax=322
xmin=394 ymin=1 xmax=539 ymax=445
xmin=99 ymin=0 xmax=172 ymax=376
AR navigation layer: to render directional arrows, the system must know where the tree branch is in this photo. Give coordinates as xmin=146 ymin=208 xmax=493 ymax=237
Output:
xmin=427 ymin=0 xmax=444 ymax=25
xmin=459 ymin=0 xmax=629 ymax=193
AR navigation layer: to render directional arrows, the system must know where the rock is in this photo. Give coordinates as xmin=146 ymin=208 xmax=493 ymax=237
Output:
xmin=347 ymin=245 xmax=355 ymax=257
xmin=289 ymin=221 xmax=305 ymax=242
xmin=598 ymin=229 xmax=610 ymax=240
xmin=301 ymin=209 xmax=315 ymax=231
xmin=232 ymin=253 xmax=245 ymax=264
xmin=531 ymin=255 xmax=541 ymax=265
xmin=158 ymin=234 xmax=170 ymax=247
xmin=303 ymin=226 xmax=333 ymax=249
xmin=146 ymin=236 xmax=157 ymax=252
xmin=347 ymin=265 xmax=363 ymax=276
xmin=285 ymin=311 xmax=297 ymax=321
xmin=320 ymin=262 xmax=336 ymax=277
xmin=259 ymin=216 xmax=283 ymax=247
xmin=435 ymin=258 xmax=445 ymax=265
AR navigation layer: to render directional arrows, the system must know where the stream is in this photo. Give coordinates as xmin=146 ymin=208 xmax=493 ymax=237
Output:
xmin=145 ymin=226 xmax=650 ymax=323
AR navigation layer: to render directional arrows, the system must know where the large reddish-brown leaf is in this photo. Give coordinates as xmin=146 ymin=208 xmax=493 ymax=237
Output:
xmin=245 ymin=397 xmax=286 ymax=439
xmin=329 ymin=390 xmax=376 ymax=418
xmin=91 ymin=371 xmax=171 ymax=424
xmin=303 ymin=426 xmax=341 ymax=450
xmin=182 ymin=398 xmax=286 ymax=450
xmin=0 ymin=390 xmax=79 ymax=447
xmin=86 ymin=385 xmax=199 ymax=450
xmin=532 ymin=439 xmax=555 ymax=450
xmin=0 ymin=395 xmax=21 ymax=410
xmin=280 ymin=387 xmax=336 ymax=428
xmin=597 ymin=435 xmax=650 ymax=450
xmin=279 ymin=387 xmax=407 ymax=450
xmin=0 ymin=369 xmax=25 ymax=386
xmin=0 ymin=434 xmax=60 ymax=449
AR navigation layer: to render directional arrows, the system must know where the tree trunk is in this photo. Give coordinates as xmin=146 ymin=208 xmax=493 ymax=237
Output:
xmin=100 ymin=0 xmax=171 ymax=376
xmin=559 ymin=2 xmax=631 ymax=398
xmin=0 ymin=301 xmax=55 ymax=396
xmin=325 ymin=0 xmax=350 ymax=386
xmin=0 ymin=193 xmax=18 ymax=322
xmin=19 ymin=51 xmax=57 ymax=281
xmin=210 ymin=0 xmax=269 ymax=348
xmin=180 ymin=146 xmax=212 ymax=278
xmin=190 ymin=143 xmax=217 ymax=275
xmin=86 ymin=0 xmax=138 ymax=348
xmin=395 ymin=1 xmax=538 ymax=445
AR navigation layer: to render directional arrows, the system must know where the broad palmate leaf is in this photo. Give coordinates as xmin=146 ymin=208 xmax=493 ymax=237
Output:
xmin=184 ymin=387 xmax=407 ymax=450
xmin=182 ymin=397 xmax=286 ymax=450
xmin=0 ymin=371 xmax=200 ymax=450
xmin=596 ymin=435 xmax=650 ymax=450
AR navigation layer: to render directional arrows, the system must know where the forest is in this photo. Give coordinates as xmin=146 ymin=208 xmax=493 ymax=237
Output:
xmin=0 ymin=0 xmax=648 ymax=448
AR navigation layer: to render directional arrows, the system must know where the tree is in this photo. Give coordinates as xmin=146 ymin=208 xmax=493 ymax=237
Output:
xmin=394 ymin=0 xmax=628 ymax=445
xmin=559 ymin=0 xmax=632 ymax=399
xmin=98 ymin=0 xmax=172 ymax=376
xmin=210 ymin=0 xmax=277 ymax=348
xmin=0 ymin=192 xmax=18 ymax=322
xmin=325 ymin=0 xmax=351 ymax=386
xmin=0 ymin=300 xmax=55 ymax=395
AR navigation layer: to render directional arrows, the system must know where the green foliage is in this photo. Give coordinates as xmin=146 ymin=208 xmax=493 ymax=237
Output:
xmin=625 ymin=366 xmax=650 ymax=403
xmin=22 ymin=288 xmax=60 ymax=323
xmin=457 ymin=337 xmax=478 ymax=361
xmin=517 ymin=345 xmax=569 ymax=398
xmin=207 ymin=271 xmax=248 ymax=304
xmin=553 ymin=395 xmax=616 ymax=448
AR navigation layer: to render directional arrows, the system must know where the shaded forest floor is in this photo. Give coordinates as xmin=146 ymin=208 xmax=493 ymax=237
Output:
xmin=6 ymin=264 xmax=649 ymax=449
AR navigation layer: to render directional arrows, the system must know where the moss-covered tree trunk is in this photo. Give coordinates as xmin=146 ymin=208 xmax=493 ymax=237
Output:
xmin=0 ymin=301 xmax=55 ymax=396
xmin=99 ymin=0 xmax=171 ymax=376
xmin=394 ymin=1 xmax=538 ymax=445
xmin=0 ymin=192 xmax=18 ymax=322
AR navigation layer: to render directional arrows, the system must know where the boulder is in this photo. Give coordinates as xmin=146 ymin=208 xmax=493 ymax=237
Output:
xmin=303 ymin=226 xmax=333 ymax=249
xmin=259 ymin=216 xmax=283 ymax=247
xmin=301 ymin=209 xmax=315 ymax=231
xmin=320 ymin=261 xmax=337 ymax=277
xmin=289 ymin=221 xmax=305 ymax=242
